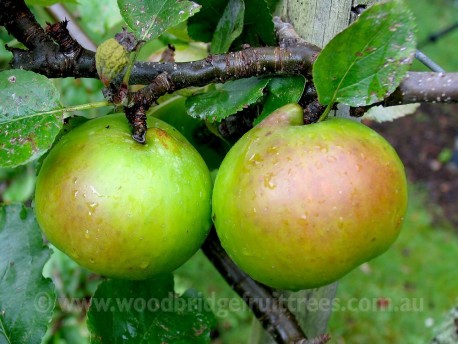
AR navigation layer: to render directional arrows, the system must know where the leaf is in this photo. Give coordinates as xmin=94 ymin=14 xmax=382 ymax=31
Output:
xmin=76 ymin=0 xmax=124 ymax=44
xmin=188 ymin=0 xmax=228 ymax=43
xmin=362 ymin=103 xmax=420 ymax=122
xmin=118 ymin=0 xmax=201 ymax=41
xmin=231 ymin=0 xmax=275 ymax=48
xmin=189 ymin=0 xmax=275 ymax=48
xmin=87 ymin=275 xmax=216 ymax=344
xmin=313 ymin=0 xmax=416 ymax=107
xmin=254 ymin=76 xmax=306 ymax=125
xmin=185 ymin=77 xmax=270 ymax=122
xmin=0 ymin=70 xmax=64 ymax=168
xmin=210 ymin=0 xmax=245 ymax=54
xmin=0 ymin=205 xmax=56 ymax=344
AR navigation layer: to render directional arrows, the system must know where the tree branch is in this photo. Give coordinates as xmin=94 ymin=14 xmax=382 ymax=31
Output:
xmin=2 ymin=0 xmax=457 ymax=106
xmin=201 ymin=229 xmax=330 ymax=344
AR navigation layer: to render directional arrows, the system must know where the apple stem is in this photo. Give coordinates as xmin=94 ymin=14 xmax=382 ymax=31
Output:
xmin=317 ymin=103 xmax=334 ymax=122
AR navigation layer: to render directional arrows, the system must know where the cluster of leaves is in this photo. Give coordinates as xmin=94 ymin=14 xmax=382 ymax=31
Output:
xmin=0 ymin=0 xmax=418 ymax=343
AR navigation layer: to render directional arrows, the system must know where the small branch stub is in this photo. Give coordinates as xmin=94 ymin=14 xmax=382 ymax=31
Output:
xmin=124 ymin=72 xmax=173 ymax=144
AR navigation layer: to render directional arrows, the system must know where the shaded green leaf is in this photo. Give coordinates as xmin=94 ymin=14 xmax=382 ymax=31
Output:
xmin=185 ymin=77 xmax=270 ymax=122
xmin=118 ymin=0 xmax=201 ymax=41
xmin=211 ymin=0 xmax=245 ymax=54
xmin=231 ymin=0 xmax=275 ymax=48
xmin=313 ymin=0 xmax=416 ymax=106
xmin=189 ymin=0 xmax=275 ymax=48
xmin=187 ymin=0 xmax=228 ymax=43
xmin=87 ymin=275 xmax=216 ymax=344
xmin=0 ymin=205 xmax=56 ymax=344
xmin=254 ymin=76 xmax=306 ymax=125
xmin=0 ymin=70 xmax=63 ymax=168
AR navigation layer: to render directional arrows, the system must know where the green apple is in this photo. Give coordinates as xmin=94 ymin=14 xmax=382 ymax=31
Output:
xmin=212 ymin=104 xmax=408 ymax=290
xmin=35 ymin=113 xmax=212 ymax=280
xmin=151 ymin=95 xmax=227 ymax=170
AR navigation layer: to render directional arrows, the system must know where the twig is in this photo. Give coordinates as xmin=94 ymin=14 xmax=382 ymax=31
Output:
xmin=124 ymin=72 xmax=173 ymax=143
xmin=415 ymin=50 xmax=445 ymax=73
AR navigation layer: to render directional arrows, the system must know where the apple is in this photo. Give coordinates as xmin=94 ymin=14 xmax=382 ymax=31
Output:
xmin=34 ymin=113 xmax=212 ymax=280
xmin=151 ymin=95 xmax=228 ymax=170
xmin=212 ymin=104 xmax=408 ymax=290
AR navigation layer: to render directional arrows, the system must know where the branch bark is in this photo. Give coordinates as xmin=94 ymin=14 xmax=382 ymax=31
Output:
xmin=2 ymin=0 xmax=457 ymax=106
xmin=201 ymin=229 xmax=331 ymax=344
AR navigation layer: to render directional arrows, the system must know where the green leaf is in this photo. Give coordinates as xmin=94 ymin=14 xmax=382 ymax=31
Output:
xmin=118 ymin=0 xmax=201 ymax=41
xmin=313 ymin=0 xmax=416 ymax=107
xmin=0 ymin=205 xmax=56 ymax=344
xmin=189 ymin=0 xmax=275 ymax=48
xmin=185 ymin=77 xmax=270 ymax=122
xmin=188 ymin=0 xmax=228 ymax=43
xmin=87 ymin=275 xmax=216 ymax=344
xmin=232 ymin=0 xmax=275 ymax=48
xmin=0 ymin=70 xmax=63 ymax=168
xmin=254 ymin=76 xmax=306 ymax=125
xmin=210 ymin=0 xmax=245 ymax=54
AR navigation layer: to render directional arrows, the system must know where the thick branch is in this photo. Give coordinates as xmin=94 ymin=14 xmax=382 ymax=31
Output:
xmin=386 ymin=72 xmax=458 ymax=105
xmin=0 ymin=0 xmax=50 ymax=49
xmin=9 ymin=47 xmax=458 ymax=105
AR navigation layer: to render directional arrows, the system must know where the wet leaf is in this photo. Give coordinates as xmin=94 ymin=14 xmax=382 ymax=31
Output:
xmin=0 ymin=70 xmax=63 ymax=168
xmin=87 ymin=275 xmax=216 ymax=344
xmin=0 ymin=205 xmax=56 ymax=344
xmin=254 ymin=76 xmax=306 ymax=125
xmin=185 ymin=77 xmax=270 ymax=122
xmin=313 ymin=0 xmax=416 ymax=107
xmin=118 ymin=0 xmax=201 ymax=41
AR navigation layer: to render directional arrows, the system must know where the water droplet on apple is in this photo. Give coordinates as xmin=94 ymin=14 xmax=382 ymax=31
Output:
xmin=267 ymin=146 xmax=278 ymax=155
xmin=263 ymin=174 xmax=276 ymax=189
xmin=248 ymin=153 xmax=263 ymax=165
xmin=85 ymin=229 xmax=90 ymax=239
xmin=86 ymin=202 xmax=99 ymax=215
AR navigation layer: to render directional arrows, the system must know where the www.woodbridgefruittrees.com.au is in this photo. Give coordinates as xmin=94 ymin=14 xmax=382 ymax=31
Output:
xmin=34 ymin=292 xmax=425 ymax=317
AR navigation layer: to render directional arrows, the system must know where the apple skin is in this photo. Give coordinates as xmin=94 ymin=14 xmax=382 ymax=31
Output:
xmin=35 ymin=113 xmax=212 ymax=280
xmin=212 ymin=104 xmax=408 ymax=290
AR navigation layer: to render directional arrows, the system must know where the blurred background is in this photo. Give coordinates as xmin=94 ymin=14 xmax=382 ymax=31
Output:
xmin=0 ymin=0 xmax=457 ymax=343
